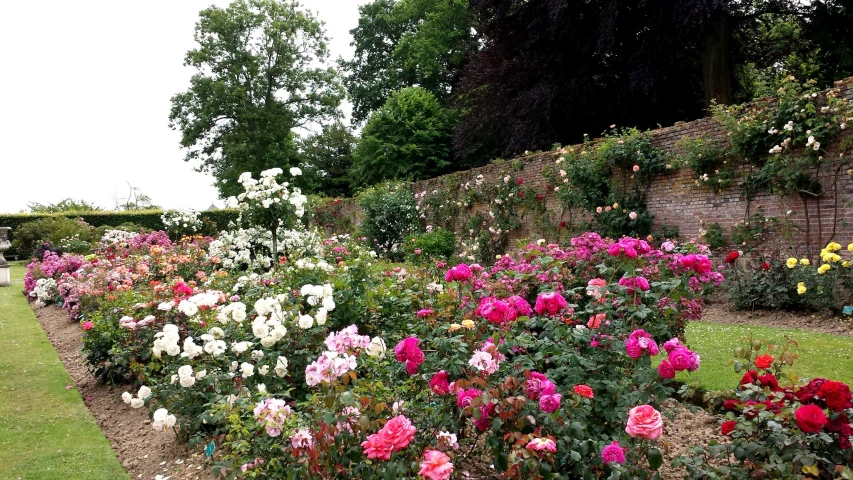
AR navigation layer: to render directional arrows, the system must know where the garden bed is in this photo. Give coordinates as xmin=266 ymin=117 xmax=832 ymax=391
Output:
xmin=30 ymin=300 xmax=732 ymax=480
xmin=32 ymin=304 xmax=212 ymax=480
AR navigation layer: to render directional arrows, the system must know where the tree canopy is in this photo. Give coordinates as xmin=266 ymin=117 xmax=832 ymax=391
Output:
xmin=297 ymin=121 xmax=357 ymax=197
xmin=350 ymin=87 xmax=455 ymax=189
xmin=340 ymin=0 xmax=473 ymax=124
xmin=169 ymin=0 xmax=344 ymax=197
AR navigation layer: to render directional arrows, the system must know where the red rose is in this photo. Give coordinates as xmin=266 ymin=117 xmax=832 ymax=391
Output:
xmin=795 ymin=404 xmax=828 ymax=433
xmin=740 ymin=370 xmax=758 ymax=386
xmin=754 ymin=354 xmax=773 ymax=370
xmin=724 ymin=251 xmax=739 ymax=264
xmin=721 ymin=421 xmax=737 ymax=436
xmin=723 ymin=399 xmax=742 ymax=411
xmin=758 ymin=374 xmax=781 ymax=391
xmin=573 ymin=384 xmax=594 ymax=399
xmin=818 ymin=381 xmax=853 ymax=412
xmin=761 ymin=262 xmax=770 ymax=270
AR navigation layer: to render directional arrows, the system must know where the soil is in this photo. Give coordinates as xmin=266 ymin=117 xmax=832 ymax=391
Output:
xmin=702 ymin=301 xmax=853 ymax=337
xmin=29 ymin=304 xmax=737 ymax=480
xmin=32 ymin=305 xmax=214 ymax=480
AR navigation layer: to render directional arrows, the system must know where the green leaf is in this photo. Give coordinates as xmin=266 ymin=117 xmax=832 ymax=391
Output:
xmin=648 ymin=447 xmax=663 ymax=470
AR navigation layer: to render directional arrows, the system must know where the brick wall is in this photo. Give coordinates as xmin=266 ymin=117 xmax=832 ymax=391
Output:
xmin=343 ymin=76 xmax=853 ymax=255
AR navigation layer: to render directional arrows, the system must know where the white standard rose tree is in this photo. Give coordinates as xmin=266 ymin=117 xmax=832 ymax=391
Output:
xmin=224 ymin=167 xmax=308 ymax=269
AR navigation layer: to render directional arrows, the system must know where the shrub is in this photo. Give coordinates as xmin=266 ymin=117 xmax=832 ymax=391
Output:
xmin=404 ymin=229 xmax=456 ymax=263
xmin=358 ymin=182 xmax=422 ymax=260
xmin=13 ymin=216 xmax=95 ymax=258
xmin=675 ymin=335 xmax=853 ymax=478
xmin=704 ymin=222 xmax=728 ymax=250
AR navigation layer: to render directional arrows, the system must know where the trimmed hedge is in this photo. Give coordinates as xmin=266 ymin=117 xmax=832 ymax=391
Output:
xmin=0 ymin=209 xmax=240 ymax=257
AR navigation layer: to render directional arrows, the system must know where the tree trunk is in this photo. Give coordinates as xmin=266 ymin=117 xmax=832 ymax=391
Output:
xmin=701 ymin=13 xmax=734 ymax=108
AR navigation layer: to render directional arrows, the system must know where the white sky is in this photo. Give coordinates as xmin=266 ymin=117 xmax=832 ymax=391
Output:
xmin=0 ymin=0 xmax=365 ymax=214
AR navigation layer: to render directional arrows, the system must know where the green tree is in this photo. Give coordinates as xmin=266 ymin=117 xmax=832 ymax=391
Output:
xmin=169 ymin=0 xmax=344 ymax=197
xmin=28 ymin=198 xmax=101 ymax=213
xmin=298 ymin=121 xmax=356 ymax=197
xmin=351 ymin=87 xmax=454 ymax=188
xmin=340 ymin=0 xmax=472 ymax=124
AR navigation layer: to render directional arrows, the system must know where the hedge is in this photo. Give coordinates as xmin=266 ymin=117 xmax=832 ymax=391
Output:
xmin=0 ymin=209 xmax=240 ymax=257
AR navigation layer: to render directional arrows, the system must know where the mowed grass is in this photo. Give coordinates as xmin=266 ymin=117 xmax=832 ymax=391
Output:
xmin=676 ymin=321 xmax=853 ymax=393
xmin=0 ymin=262 xmax=127 ymax=479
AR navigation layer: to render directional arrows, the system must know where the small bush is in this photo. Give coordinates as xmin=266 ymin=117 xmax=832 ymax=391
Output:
xmin=404 ymin=229 xmax=456 ymax=262
xmin=704 ymin=222 xmax=728 ymax=250
xmin=357 ymin=181 xmax=422 ymax=260
xmin=13 ymin=216 xmax=96 ymax=258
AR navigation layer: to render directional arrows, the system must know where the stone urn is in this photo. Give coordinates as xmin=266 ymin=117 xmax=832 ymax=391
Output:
xmin=0 ymin=227 xmax=10 ymax=287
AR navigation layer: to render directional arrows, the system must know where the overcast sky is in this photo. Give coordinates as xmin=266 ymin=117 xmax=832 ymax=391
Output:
xmin=0 ymin=0 xmax=365 ymax=214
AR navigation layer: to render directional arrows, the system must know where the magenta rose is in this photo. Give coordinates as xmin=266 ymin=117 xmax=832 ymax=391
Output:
xmin=539 ymin=393 xmax=562 ymax=413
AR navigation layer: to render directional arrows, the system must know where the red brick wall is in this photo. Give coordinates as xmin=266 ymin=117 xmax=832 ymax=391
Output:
xmin=342 ymin=76 xmax=853 ymax=256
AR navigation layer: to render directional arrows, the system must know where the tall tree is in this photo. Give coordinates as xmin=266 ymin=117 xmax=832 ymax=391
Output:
xmin=454 ymin=0 xmax=729 ymax=165
xmin=350 ymin=87 xmax=455 ymax=188
xmin=340 ymin=0 xmax=473 ymax=124
xmin=298 ymin=121 xmax=357 ymax=197
xmin=169 ymin=0 xmax=344 ymax=197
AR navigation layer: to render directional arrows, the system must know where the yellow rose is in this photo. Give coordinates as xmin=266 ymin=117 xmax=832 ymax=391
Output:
xmin=844 ymin=261 xmax=852 ymax=268
xmin=797 ymin=282 xmax=807 ymax=295
xmin=827 ymin=242 xmax=842 ymax=252
xmin=800 ymin=258 xmax=810 ymax=266
xmin=822 ymin=252 xmax=842 ymax=263
xmin=818 ymin=264 xmax=831 ymax=274
xmin=786 ymin=258 xmax=798 ymax=269
xmin=848 ymin=243 xmax=853 ymax=252
xmin=461 ymin=319 xmax=475 ymax=329
xmin=448 ymin=323 xmax=462 ymax=332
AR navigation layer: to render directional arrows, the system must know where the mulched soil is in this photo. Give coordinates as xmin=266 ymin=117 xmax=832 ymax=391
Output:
xmin=30 ymin=303 xmax=748 ymax=479
xmin=702 ymin=301 xmax=853 ymax=337
xmin=33 ymin=305 xmax=214 ymax=480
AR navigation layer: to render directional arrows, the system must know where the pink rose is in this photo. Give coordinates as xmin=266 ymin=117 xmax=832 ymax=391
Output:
xmin=361 ymin=432 xmax=392 ymax=460
xmin=418 ymin=450 xmax=454 ymax=480
xmin=625 ymin=405 xmax=663 ymax=439
xmin=505 ymin=295 xmax=532 ymax=320
xmin=444 ymin=264 xmax=472 ymax=283
xmin=525 ymin=372 xmax=555 ymax=400
xmin=456 ymin=388 xmax=482 ymax=409
xmin=417 ymin=309 xmax=433 ymax=318
xmin=380 ymin=414 xmax=416 ymax=451
xmin=394 ymin=337 xmax=425 ymax=375
xmin=526 ymin=437 xmax=557 ymax=452
xmin=429 ymin=371 xmax=450 ymax=395
xmin=534 ymin=292 xmax=567 ymax=317
xmin=657 ymin=360 xmax=675 ymax=379
xmin=82 ymin=321 xmax=94 ymax=330
xmin=476 ymin=297 xmax=510 ymax=324
xmin=539 ymin=393 xmax=562 ymax=413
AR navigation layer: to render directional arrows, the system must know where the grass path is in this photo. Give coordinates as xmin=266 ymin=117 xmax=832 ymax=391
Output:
xmin=677 ymin=321 xmax=853 ymax=392
xmin=0 ymin=263 xmax=127 ymax=479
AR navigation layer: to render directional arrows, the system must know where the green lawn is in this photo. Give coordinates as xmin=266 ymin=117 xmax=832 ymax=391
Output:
xmin=0 ymin=262 xmax=127 ymax=479
xmin=677 ymin=321 xmax=853 ymax=393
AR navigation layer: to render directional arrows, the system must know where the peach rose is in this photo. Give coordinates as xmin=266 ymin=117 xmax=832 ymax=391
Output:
xmin=418 ymin=450 xmax=454 ymax=480
xmin=625 ymin=405 xmax=663 ymax=439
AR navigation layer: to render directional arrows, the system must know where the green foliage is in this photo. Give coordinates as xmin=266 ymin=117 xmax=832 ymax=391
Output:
xmin=403 ymin=228 xmax=456 ymax=263
xmin=544 ymin=128 xmax=670 ymax=237
xmin=169 ymin=0 xmax=344 ymax=197
xmin=351 ymin=87 xmax=455 ymax=188
xmin=713 ymin=76 xmax=853 ymax=199
xmin=0 ymin=210 xmax=239 ymax=257
xmin=704 ymin=222 xmax=728 ymax=250
xmin=304 ymin=196 xmax=353 ymax=235
xmin=357 ymin=182 xmax=422 ymax=259
xmin=298 ymin=121 xmax=357 ymax=197
xmin=677 ymin=136 xmax=734 ymax=192
xmin=12 ymin=217 xmax=97 ymax=259
xmin=340 ymin=0 xmax=472 ymax=124
xmin=660 ymin=224 xmax=681 ymax=240
xmin=675 ymin=336 xmax=853 ymax=479
xmin=27 ymin=198 xmax=101 ymax=213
